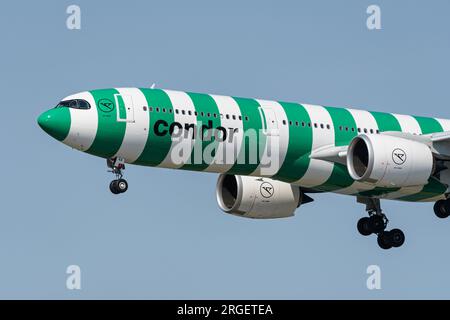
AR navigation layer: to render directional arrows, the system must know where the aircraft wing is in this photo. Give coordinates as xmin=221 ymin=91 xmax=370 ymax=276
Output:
xmin=309 ymin=131 xmax=450 ymax=165
xmin=428 ymin=131 xmax=450 ymax=159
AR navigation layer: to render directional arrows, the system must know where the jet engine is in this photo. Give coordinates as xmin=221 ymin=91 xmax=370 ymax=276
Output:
xmin=216 ymin=174 xmax=302 ymax=219
xmin=347 ymin=134 xmax=435 ymax=188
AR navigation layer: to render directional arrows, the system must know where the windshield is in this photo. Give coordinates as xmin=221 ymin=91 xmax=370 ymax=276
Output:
xmin=55 ymin=99 xmax=91 ymax=110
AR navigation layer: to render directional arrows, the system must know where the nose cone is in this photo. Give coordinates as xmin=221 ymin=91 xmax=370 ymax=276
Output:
xmin=37 ymin=108 xmax=71 ymax=141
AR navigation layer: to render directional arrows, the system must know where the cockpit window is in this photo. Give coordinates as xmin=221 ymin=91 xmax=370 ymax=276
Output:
xmin=55 ymin=99 xmax=91 ymax=110
xmin=77 ymin=100 xmax=90 ymax=109
xmin=55 ymin=101 xmax=71 ymax=108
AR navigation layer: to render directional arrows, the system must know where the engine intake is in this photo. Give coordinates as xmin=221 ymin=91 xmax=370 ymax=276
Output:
xmin=347 ymin=134 xmax=434 ymax=187
xmin=216 ymin=174 xmax=301 ymax=219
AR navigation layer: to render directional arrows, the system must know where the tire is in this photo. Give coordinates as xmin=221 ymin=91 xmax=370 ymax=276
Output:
xmin=369 ymin=215 xmax=385 ymax=233
xmin=109 ymin=180 xmax=120 ymax=194
xmin=434 ymin=200 xmax=449 ymax=219
xmin=117 ymin=179 xmax=128 ymax=193
xmin=390 ymin=229 xmax=405 ymax=248
xmin=377 ymin=231 xmax=393 ymax=250
xmin=357 ymin=217 xmax=372 ymax=236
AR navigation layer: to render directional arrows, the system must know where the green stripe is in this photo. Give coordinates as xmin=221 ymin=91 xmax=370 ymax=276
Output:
xmin=181 ymin=92 xmax=221 ymax=171
xmin=86 ymin=89 xmax=126 ymax=159
xmin=39 ymin=107 xmax=71 ymax=141
xmin=370 ymin=111 xmax=402 ymax=132
xmin=318 ymin=107 xmax=357 ymax=191
xmin=358 ymin=187 xmax=401 ymax=198
xmin=117 ymin=95 xmax=127 ymax=120
xmin=413 ymin=116 xmax=443 ymax=134
xmin=134 ymin=89 xmax=174 ymax=166
xmin=272 ymin=102 xmax=312 ymax=182
xmin=227 ymin=97 xmax=265 ymax=175
xmin=397 ymin=177 xmax=447 ymax=202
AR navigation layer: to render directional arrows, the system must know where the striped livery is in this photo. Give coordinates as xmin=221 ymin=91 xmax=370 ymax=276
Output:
xmin=44 ymin=88 xmax=450 ymax=202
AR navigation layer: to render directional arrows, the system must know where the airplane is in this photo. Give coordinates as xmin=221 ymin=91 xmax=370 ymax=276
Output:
xmin=37 ymin=87 xmax=450 ymax=250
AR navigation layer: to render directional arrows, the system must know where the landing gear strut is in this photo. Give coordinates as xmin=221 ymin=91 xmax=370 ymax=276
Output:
xmin=107 ymin=157 xmax=128 ymax=194
xmin=356 ymin=197 xmax=405 ymax=250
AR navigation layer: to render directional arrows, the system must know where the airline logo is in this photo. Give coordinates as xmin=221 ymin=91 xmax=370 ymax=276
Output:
xmin=154 ymin=119 xmax=238 ymax=142
xmin=392 ymin=148 xmax=406 ymax=165
xmin=260 ymin=182 xmax=275 ymax=198
xmin=98 ymin=99 xmax=115 ymax=113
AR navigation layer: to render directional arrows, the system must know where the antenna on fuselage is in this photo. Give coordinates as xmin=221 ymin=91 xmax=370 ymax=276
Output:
xmin=150 ymin=83 xmax=156 ymax=89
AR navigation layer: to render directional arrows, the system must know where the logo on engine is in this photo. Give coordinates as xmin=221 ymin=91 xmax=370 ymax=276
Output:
xmin=260 ymin=182 xmax=274 ymax=198
xmin=392 ymin=148 xmax=406 ymax=165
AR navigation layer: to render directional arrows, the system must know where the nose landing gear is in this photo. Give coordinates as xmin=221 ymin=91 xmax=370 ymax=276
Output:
xmin=107 ymin=157 xmax=128 ymax=194
xmin=356 ymin=197 xmax=405 ymax=250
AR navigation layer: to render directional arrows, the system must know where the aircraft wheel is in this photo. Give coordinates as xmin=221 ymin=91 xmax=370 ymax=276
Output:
xmin=357 ymin=217 xmax=372 ymax=236
xmin=390 ymin=229 xmax=405 ymax=248
xmin=117 ymin=179 xmax=128 ymax=193
xmin=377 ymin=231 xmax=393 ymax=250
xmin=109 ymin=180 xmax=120 ymax=194
xmin=369 ymin=215 xmax=385 ymax=233
xmin=434 ymin=200 xmax=450 ymax=219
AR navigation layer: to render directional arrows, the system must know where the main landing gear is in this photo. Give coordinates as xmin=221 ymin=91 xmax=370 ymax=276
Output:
xmin=356 ymin=197 xmax=405 ymax=250
xmin=433 ymin=199 xmax=450 ymax=219
xmin=107 ymin=157 xmax=128 ymax=195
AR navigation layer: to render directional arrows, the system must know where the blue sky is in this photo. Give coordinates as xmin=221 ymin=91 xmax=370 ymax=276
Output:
xmin=2 ymin=0 xmax=450 ymax=298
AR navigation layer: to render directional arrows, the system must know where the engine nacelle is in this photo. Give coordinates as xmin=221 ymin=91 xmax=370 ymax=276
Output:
xmin=216 ymin=174 xmax=301 ymax=219
xmin=347 ymin=134 xmax=434 ymax=188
